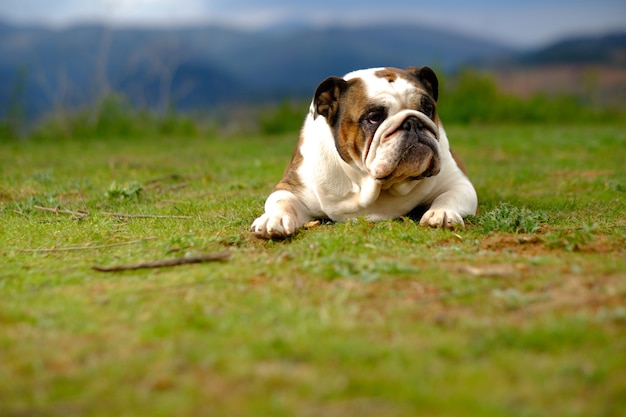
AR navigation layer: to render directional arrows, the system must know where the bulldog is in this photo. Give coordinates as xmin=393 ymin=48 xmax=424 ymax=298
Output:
xmin=251 ymin=66 xmax=478 ymax=239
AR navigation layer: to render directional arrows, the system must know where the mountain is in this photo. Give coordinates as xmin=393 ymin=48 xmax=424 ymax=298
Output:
xmin=518 ymin=32 xmax=626 ymax=66
xmin=1 ymin=21 xmax=624 ymax=122
xmin=0 ymin=22 xmax=511 ymax=120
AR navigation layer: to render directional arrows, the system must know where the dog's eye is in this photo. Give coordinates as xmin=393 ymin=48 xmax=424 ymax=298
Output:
xmin=365 ymin=109 xmax=386 ymax=125
xmin=421 ymin=97 xmax=435 ymax=119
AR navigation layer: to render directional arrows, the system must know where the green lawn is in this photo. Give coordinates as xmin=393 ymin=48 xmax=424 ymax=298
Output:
xmin=1 ymin=124 xmax=625 ymax=416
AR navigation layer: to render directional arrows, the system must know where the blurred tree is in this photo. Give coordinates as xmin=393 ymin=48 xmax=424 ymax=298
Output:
xmin=0 ymin=66 xmax=27 ymax=140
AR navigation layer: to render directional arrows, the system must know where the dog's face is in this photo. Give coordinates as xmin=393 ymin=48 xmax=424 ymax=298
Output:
xmin=313 ymin=67 xmax=441 ymax=186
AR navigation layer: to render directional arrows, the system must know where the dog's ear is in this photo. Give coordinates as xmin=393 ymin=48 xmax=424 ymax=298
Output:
xmin=406 ymin=66 xmax=439 ymax=102
xmin=314 ymin=76 xmax=348 ymax=123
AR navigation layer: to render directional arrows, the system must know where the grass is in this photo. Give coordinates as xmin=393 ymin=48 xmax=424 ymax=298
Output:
xmin=1 ymin=124 xmax=625 ymax=416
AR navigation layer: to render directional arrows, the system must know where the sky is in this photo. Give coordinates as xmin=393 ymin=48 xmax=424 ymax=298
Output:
xmin=1 ymin=0 xmax=625 ymax=47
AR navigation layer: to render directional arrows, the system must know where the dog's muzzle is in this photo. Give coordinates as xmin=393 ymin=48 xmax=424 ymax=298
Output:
xmin=365 ymin=110 xmax=441 ymax=181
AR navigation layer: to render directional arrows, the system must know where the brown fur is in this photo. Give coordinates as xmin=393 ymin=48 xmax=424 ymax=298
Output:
xmin=335 ymin=78 xmax=369 ymax=163
xmin=374 ymin=68 xmax=399 ymax=83
xmin=450 ymin=148 xmax=469 ymax=176
xmin=273 ymin=130 xmax=305 ymax=194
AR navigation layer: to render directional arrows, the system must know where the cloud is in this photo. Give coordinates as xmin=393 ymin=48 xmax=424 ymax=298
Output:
xmin=0 ymin=0 xmax=210 ymax=25
xmin=103 ymin=0 xmax=210 ymax=22
xmin=0 ymin=0 xmax=624 ymax=46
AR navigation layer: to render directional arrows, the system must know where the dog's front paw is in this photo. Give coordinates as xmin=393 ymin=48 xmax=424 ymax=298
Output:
xmin=419 ymin=208 xmax=464 ymax=229
xmin=251 ymin=212 xmax=299 ymax=239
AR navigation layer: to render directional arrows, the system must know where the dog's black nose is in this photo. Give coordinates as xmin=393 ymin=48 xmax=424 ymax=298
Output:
xmin=401 ymin=116 xmax=423 ymax=133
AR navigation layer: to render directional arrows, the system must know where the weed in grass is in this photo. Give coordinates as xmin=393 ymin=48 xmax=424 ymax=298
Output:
xmin=475 ymin=202 xmax=548 ymax=234
xmin=105 ymin=180 xmax=143 ymax=200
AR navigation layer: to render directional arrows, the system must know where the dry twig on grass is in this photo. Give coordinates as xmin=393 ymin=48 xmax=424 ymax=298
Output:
xmin=33 ymin=205 xmax=89 ymax=219
xmin=92 ymin=251 xmax=231 ymax=272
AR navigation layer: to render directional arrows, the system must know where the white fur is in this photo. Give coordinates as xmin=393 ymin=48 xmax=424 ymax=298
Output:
xmin=251 ymin=68 xmax=478 ymax=238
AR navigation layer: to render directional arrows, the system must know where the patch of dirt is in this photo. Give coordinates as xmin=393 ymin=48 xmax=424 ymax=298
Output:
xmin=573 ymin=237 xmax=626 ymax=254
xmin=521 ymin=273 xmax=626 ymax=318
xmin=479 ymin=233 xmax=547 ymax=256
xmin=480 ymin=232 xmax=625 ymax=255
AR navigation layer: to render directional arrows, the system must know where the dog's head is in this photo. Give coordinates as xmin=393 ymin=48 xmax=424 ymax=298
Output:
xmin=313 ymin=66 xmax=441 ymax=185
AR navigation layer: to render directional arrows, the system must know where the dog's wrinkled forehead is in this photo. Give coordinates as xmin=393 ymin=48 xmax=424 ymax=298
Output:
xmin=344 ymin=68 xmax=425 ymax=109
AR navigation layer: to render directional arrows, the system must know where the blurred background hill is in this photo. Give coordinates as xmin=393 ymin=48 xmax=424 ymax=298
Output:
xmin=0 ymin=0 xmax=624 ymax=137
xmin=0 ymin=22 xmax=512 ymax=118
xmin=2 ymin=22 xmax=624 ymax=118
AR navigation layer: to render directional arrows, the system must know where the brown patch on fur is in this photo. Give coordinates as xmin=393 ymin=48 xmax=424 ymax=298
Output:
xmin=450 ymin=148 xmax=468 ymax=176
xmin=273 ymin=129 xmax=305 ymax=194
xmin=374 ymin=68 xmax=399 ymax=83
xmin=334 ymin=78 xmax=370 ymax=164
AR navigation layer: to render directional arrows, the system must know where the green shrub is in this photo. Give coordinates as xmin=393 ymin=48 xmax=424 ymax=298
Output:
xmin=438 ymin=69 xmax=623 ymax=124
xmin=27 ymin=93 xmax=203 ymax=141
xmin=258 ymin=100 xmax=308 ymax=135
xmin=475 ymin=203 xmax=548 ymax=234
xmin=105 ymin=180 xmax=143 ymax=201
